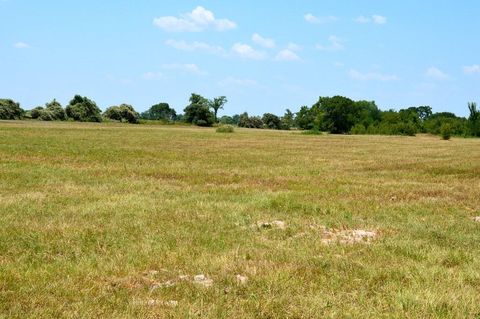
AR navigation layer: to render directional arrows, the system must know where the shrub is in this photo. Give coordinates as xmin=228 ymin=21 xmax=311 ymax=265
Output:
xmin=216 ymin=125 xmax=235 ymax=133
xmin=0 ymin=99 xmax=24 ymax=120
xmin=65 ymin=95 xmax=102 ymax=122
xmin=104 ymin=104 xmax=139 ymax=124
xmin=350 ymin=124 xmax=367 ymax=135
xmin=440 ymin=123 xmax=452 ymax=140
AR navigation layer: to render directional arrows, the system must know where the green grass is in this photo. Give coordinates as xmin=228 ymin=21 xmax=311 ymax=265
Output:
xmin=1 ymin=120 xmax=480 ymax=318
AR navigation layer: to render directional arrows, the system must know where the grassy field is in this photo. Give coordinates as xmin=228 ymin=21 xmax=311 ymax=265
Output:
xmin=1 ymin=120 xmax=480 ymax=318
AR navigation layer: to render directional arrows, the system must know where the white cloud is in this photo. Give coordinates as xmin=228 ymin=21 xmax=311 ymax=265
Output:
xmin=218 ymin=77 xmax=259 ymax=88
xmin=153 ymin=6 xmax=236 ymax=32
xmin=252 ymin=33 xmax=275 ymax=49
xmin=372 ymin=15 xmax=387 ymax=25
xmin=355 ymin=16 xmax=370 ymax=24
xmin=355 ymin=15 xmax=387 ymax=25
xmin=162 ymin=63 xmax=205 ymax=75
xmin=165 ymin=39 xmax=225 ymax=55
xmin=287 ymin=43 xmax=302 ymax=51
xmin=425 ymin=67 xmax=449 ymax=80
xmin=304 ymin=13 xmax=338 ymax=24
xmin=275 ymin=49 xmax=300 ymax=61
xmin=143 ymin=72 xmax=165 ymax=80
xmin=231 ymin=43 xmax=266 ymax=60
xmin=316 ymin=35 xmax=344 ymax=51
xmin=463 ymin=65 xmax=480 ymax=74
xmin=13 ymin=42 xmax=29 ymax=49
xmin=349 ymin=69 xmax=398 ymax=81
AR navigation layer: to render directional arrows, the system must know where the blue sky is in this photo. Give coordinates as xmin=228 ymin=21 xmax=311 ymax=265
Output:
xmin=2 ymin=0 xmax=480 ymax=117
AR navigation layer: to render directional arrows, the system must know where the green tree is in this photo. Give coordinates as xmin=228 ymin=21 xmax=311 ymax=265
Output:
xmin=313 ymin=96 xmax=356 ymax=134
xmin=104 ymin=104 xmax=139 ymax=123
xmin=281 ymin=109 xmax=295 ymax=130
xmin=468 ymin=102 xmax=480 ymax=136
xmin=262 ymin=113 xmax=282 ymax=129
xmin=0 ymin=99 xmax=23 ymax=120
xmin=295 ymin=106 xmax=316 ymax=130
xmin=141 ymin=103 xmax=177 ymax=121
xmin=65 ymin=95 xmax=102 ymax=122
xmin=183 ymin=93 xmax=214 ymax=126
xmin=209 ymin=96 xmax=227 ymax=122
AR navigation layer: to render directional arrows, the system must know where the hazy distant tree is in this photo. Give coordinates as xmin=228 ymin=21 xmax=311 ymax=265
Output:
xmin=183 ymin=93 xmax=214 ymax=126
xmin=0 ymin=99 xmax=23 ymax=120
xmin=141 ymin=102 xmax=177 ymax=121
xmin=65 ymin=95 xmax=102 ymax=122
xmin=209 ymin=96 xmax=227 ymax=122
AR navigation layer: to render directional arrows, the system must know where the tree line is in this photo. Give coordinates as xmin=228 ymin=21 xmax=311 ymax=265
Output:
xmin=1 ymin=94 xmax=479 ymax=138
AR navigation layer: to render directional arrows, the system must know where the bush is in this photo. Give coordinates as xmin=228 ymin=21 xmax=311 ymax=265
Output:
xmin=104 ymin=104 xmax=139 ymax=124
xmin=65 ymin=95 xmax=102 ymax=122
xmin=350 ymin=124 xmax=367 ymax=135
xmin=441 ymin=123 xmax=452 ymax=140
xmin=0 ymin=99 xmax=23 ymax=120
xmin=216 ymin=125 xmax=235 ymax=133
xmin=30 ymin=99 xmax=67 ymax=121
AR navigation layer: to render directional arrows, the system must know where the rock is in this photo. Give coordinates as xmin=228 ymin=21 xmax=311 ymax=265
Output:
xmin=193 ymin=274 xmax=213 ymax=288
xmin=236 ymin=274 xmax=248 ymax=285
xmin=473 ymin=216 xmax=480 ymax=222
xmin=178 ymin=275 xmax=189 ymax=281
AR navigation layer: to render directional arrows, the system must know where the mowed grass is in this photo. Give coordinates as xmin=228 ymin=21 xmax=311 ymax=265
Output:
xmin=1 ymin=120 xmax=480 ymax=318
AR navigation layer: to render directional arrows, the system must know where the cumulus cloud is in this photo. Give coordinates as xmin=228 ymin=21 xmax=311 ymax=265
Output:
xmin=349 ymin=69 xmax=398 ymax=81
xmin=355 ymin=15 xmax=387 ymax=25
xmin=252 ymin=33 xmax=276 ymax=49
xmin=425 ymin=67 xmax=449 ymax=80
xmin=231 ymin=43 xmax=266 ymax=60
xmin=316 ymin=36 xmax=344 ymax=51
xmin=13 ymin=42 xmax=29 ymax=49
xmin=463 ymin=65 xmax=480 ymax=74
xmin=304 ymin=13 xmax=338 ymax=24
xmin=165 ymin=39 xmax=225 ymax=55
xmin=153 ymin=6 xmax=236 ymax=32
xmin=275 ymin=49 xmax=301 ymax=61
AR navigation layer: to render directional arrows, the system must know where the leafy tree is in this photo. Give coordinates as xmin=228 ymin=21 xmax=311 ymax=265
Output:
xmin=313 ymin=96 xmax=356 ymax=134
xmin=209 ymin=96 xmax=227 ymax=122
xmin=295 ymin=106 xmax=316 ymax=130
xmin=30 ymin=99 xmax=66 ymax=121
xmin=238 ymin=112 xmax=264 ymax=128
xmin=219 ymin=115 xmax=239 ymax=125
xmin=104 ymin=104 xmax=139 ymax=123
xmin=141 ymin=103 xmax=177 ymax=121
xmin=281 ymin=109 xmax=295 ymax=130
xmin=468 ymin=102 xmax=480 ymax=136
xmin=0 ymin=99 xmax=23 ymax=120
xmin=65 ymin=95 xmax=102 ymax=122
xmin=440 ymin=123 xmax=452 ymax=140
xmin=262 ymin=113 xmax=282 ymax=129
xmin=183 ymin=93 xmax=214 ymax=126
